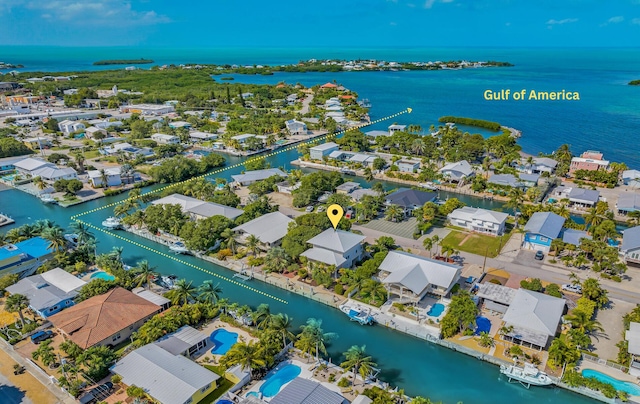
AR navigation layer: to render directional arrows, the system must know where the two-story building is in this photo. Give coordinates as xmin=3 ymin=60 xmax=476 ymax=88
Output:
xmin=513 ymin=157 xmax=558 ymax=175
xmin=88 ymin=167 xmax=122 ymax=187
xmin=447 ymin=207 xmax=508 ymax=236
xmin=285 ymin=119 xmax=308 ymax=135
xmin=151 ymin=133 xmax=180 ymax=145
xmin=309 ymin=142 xmax=339 ymax=160
xmin=233 ymin=211 xmax=294 ymax=250
xmin=570 ymin=150 xmax=609 ymax=175
xmin=388 ymin=124 xmax=407 ymax=135
xmin=553 ymin=186 xmax=600 ymax=208
xmin=0 ymin=237 xmax=55 ymax=277
xmin=621 ymin=226 xmax=640 ymax=265
xmin=617 ymin=193 xmax=640 ymax=216
xmin=396 ymin=160 xmax=420 ymax=173
xmin=301 ymin=229 xmax=366 ymax=269
xmin=625 ymin=322 xmax=640 ymax=377
xmin=385 ymin=188 xmax=437 ymax=217
xmin=58 ymin=120 xmax=86 ymax=134
xmin=523 ymin=212 xmax=566 ymax=252
xmin=439 ymin=160 xmax=474 ymax=182
xmin=379 ymin=251 xmax=461 ymax=303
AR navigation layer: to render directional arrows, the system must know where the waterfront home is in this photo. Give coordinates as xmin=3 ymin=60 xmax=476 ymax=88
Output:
xmin=58 ymin=119 xmax=85 ymax=134
xmin=336 ymin=181 xmax=360 ymax=194
xmin=439 ymin=160 xmax=474 ymax=182
xmin=309 ymin=142 xmax=339 ymax=160
xmin=364 ymin=130 xmax=391 ymax=139
xmin=22 ymin=136 xmax=52 ymax=150
xmin=328 ymin=150 xmax=353 ymax=161
xmin=488 ymin=173 xmax=520 ymax=188
xmin=152 ymin=194 xmax=243 ymax=221
xmin=189 ymin=131 xmax=218 ymax=142
xmin=523 ymin=212 xmax=566 ymax=252
xmin=388 ymin=124 xmax=407 ymax=135
xmin=447 ymin=207 xmax=508 ymax=236
xmin=100 ymin=142 xmax=154 ymax=158
xmin=623 ymin=170 xmax=640 ymax=188
xmin=168 ymin=121 xmax=191 ymax=129
xmin=154 ymin=325 xmax=209 ymax=358
xmin=616 ymin=193 xmax=640 ymax=215
xmin=111 ymin=344 xmax=219 ymax=404
xmin=348 ymin=153 xmax=375 ymax=166
xmin=621 ymin=226 xmax=640 ymax=265
xmin=13 ymin=157 xmax=53 ymax=177
xmin=476 ymin=283 xmax=517 ymax=314
xmin=151 ymin=133 xmax=180 ymax=145
xmin=49 ymin=287 xmax=161 ymax=349
xmin=285 ymin=119 xmax=308 ymax=135
xmin=350 ymin=188 xmax=378 ymax=201
xmin=553 ymin=186 xmax=600 ymax=207
xmin=88 ymin=119 xmax=123 ymax=130
xmin=231 ymin=133 xmax=258 ymax=146
xmin=518 ymin=173 xmax=541 ymax=188
xmin=0 ymin=236 xmax=55 ymax=277
xmin=233 ymin=211 xmax=294 ymax=249
xmin=270 ymin=377 xmax=348 ymax=404
xmin=0 ymin=156 xmax=26 ymax=175
xmin=501 ymin=289 xmax=566 ymax=350
xmin=132 ymin=288 xmax=171 ymax=312
xmin=84 ymin=126 xmax=107 ymax=139
xmin=120 ymin=104 xmax=175 ymax=115
xmin=624 ymin=322 xmax=640 ymax=377
xmin=320 ymin=82 xmax=338 ymax=89
xmin=562 ymin=228 xmax=591 ymax=247
xmin=570 ymin=150 xmax=610 ymax=175
xmin=385 ymin=188 xmax=437 ymax=217
xmin=352 ymin=396 xmax=373 ymax=404
xmin=276 ymin=180 xmax=300 ymax=194
xmin=5 ymin=267 xmax=86 ymax=318
xmin=30 ymin=165 xmax=77 ymax=183
xmin=396 ymin=160 xmax=420 ymax=173
xmin=378 ymin=251 xmax=462 ymax=303
xmin=513 ymin=157 xmax=558 ymax=174
xmin=231 ymin=168 xmax=287 ymax=186
xmin=88 ymin=167 xmax=122 ymax=187
xmin=301 ymin=229 xmax=366 ymax=269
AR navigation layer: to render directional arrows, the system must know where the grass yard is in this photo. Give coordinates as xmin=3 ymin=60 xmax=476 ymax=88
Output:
xmin=200 ymin=365 xmax=235 ymax=404
xmin=441 ymin=230 xmax=511 ymax=258
xmin=83 ymin=150 xmax=101 ymax=159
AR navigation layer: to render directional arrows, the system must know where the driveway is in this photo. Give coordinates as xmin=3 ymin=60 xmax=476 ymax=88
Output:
xmin=511 ymin=250 xmax=545 ymax=269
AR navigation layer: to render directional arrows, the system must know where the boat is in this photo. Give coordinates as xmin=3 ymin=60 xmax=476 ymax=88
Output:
xmin=420 ymin=182 xmax=438 ymax=190
xmin=64 ymin=234 xmax=79 ymax=246
xmin=101 ymin=217 xmax=121 ymax=229
xmin=358 ymin=98 xmax=372 ymax=108
xmin=500 ymin=362 xmax=554 ymax=388
xmin=160 ymin=274 xmax=178 ymax=289
xmin=169 ymin=241 xmax=189 ymax=254
xmin=39 ymin=194 xmax=56 ymax=204
xmin=339 ymin=303 xmax=375 ymax=325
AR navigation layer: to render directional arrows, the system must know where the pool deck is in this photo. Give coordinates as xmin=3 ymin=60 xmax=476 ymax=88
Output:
xmin=195 ymin=319 xmax=259 ymax=363
xmin=577 ymin=361 xmax=640 ymax=398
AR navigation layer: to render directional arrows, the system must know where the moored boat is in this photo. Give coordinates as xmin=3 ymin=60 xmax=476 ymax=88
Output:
xmin=101 ymin=217 xmax=122 ymax=229
xmin=39 ymin=194 xmax=56 ymax=204
xmin=160 ymin=274 xmax=178 ymax=289
xmin=500 ymin=362 xmax=554 ymax=388
xmin=340 ymin=303 xmax=375 ymax=325
xmin=169 ymin=241 xmax=189 ymax=254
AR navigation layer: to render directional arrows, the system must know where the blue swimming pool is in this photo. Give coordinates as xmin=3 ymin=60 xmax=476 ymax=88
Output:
xmin=582 ymin=369 xmax=640 ymax=396
xmin=210 ymin=329 xmax=238 ymax=355
xmin=427 ymin=303 xmax=445 ymax=317
xmin=260 ymin=364 xmax=301 ymax=397
xmin=90 ymin=271 xmax=115 ymax=281
xmin=475 ymin=316 xmax=491 ymax=335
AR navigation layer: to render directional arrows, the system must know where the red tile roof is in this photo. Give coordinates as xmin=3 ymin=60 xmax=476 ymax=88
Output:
xmin=49 ymin=287 xmax=160 ymax=349
xmin=320 ymin=82 xmax=337 ymax=88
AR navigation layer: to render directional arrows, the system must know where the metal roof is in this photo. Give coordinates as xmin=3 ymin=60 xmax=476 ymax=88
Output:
xmin=502 ymin=289 xmax=565 ymax=337
xmin=306 ymin=229 xmax=365 ymax=254
xmin=233 ymin=212 xmax=294 ymax=244
xmin=270 ymin=378 xmax=346 ymax=404
xmin=562 ymin=229 xmax=591 ymax=246
xmin=622 ymin=226 xmax=640 ymax=252
xmin=524 ymin=212 xmax=566 ymax=239
xmin=385 ymin=188 xmax=436 ymax=208
xmin=379 ymin=251 xmax=461 ymax=294
xmin=231 ymin=168 xmax=287 ymax=184
xmin=476 ymin=283 xmax=517 ymax=305
xmin=6 ymin=268 xmax=85 ymax=312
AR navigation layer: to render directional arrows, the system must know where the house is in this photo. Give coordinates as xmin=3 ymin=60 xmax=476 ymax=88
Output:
xmin=231 ymin=168 xmax=287 ymax=186
xmin=501 ymin=289 xmax=565 ymax=350
xmin=301 ymin=229 xmax=366 ymax=269
xmin=348 ymin=153 xmax=375 ymax=166
xmin=378 ymin=251 xmax=462 ymax=303
xmin=275 ymin=181 xmax=300 ymax=194
xmin=285 ymin=119 xmax=308 ymax=135
xmin=49 ymin=287 xmax=161 ymax=349
xmin=514 ymin=157 xmax=558 ymax=174
xmin=320 ymin=82 xmax=338 ymax=89
xmin=151 ymin=133 xmax=180 ymax=145
xmin=309 ymin=142 xmax=339 ymax=160
xmin=231 ymin=134 xmax=257 ymax=145
xmin=617 ymin=193 xmax=640 ymax=215
xmin=152 ymin=194 xmax=243 ymax=221
xmin=518 ymin=173 xmax=540 ymax=188
xmin=5 ymin=268 xmax=86 ymax=318
xmin=111 ymin=344 xmax=219 ymax=404
xmin=0 ymin=156 xmax=26 ymax=175
xmin=625 ymin=322 xmax=640 ymax=377
xmin=328 ymin=150 xmax=353 ymax=161
xmin=58 ymin=120 xmax=86 ymax=134
xmin=154 ymin=325 xmax=209 ymax=358
xmin=0 ymin=237 xmax=55 ymax=277
xmin=570 ymin=151 xmax=610 ymax=175
xmin=13 ymin=158 xmax=53 ymax=177
xmin=189 ymin=131 xmax=218 ymax=142
xmin=439 ymin=160 xmax=474 ymax=182
xmin=23 ymin=137 xmax=51 ymax=150
xmin=364 ymin=130 xmax=390 ymax=139
xmin=88 ymin=119 xmax=123 ymax=130
xmin=270 ymin=378 xmax=347 ymax=404
xmin=562 ymin=229 xmax=591 ymax=247
xmin=488 ymin=174 xmax=520 ymax=188
xmin=84 ymin=126 xmax=107 ymax=139
xmin=623 ymin=170 xmax=640 ymax=188
xmin=120 ymin=104 xmax=175 ymax=115
xmin=31 ymin=166 xmax=78 ymax=183
xmin=233 ymin=212 xmax=294 ymax=249
xmin=88 ymin=167 xmax=122 ymax=187
xmin=100 ymin=142 xmax=154 ymax=158
xmin=132 ymin=288 xmax=171 ymax=312
xmin=553 ymin=186 xmax=600 ymax=207
xmin=523 ymin=212 xmax=566 ymax=252
xmin=388 ymin=124 xmax=407 ymax=135
xmin=336 ymin=181 xmax=360 ymax=195
xmin=396 ymin=160 xmax=420 ymax=173
xmin=385 ymin=188 xmax=437 ymax=216
xmin=350 ymin=188 xmax=378 ymax=201
xmin=447 ymin=207 xmax=509 ymax=236
xmin=169 ymin=121 xmax=191 ymax=129
xmin=621 ymin=226 xmax=640 ymax=265
xmin=476 ymin=283 xmax=517 ymax=314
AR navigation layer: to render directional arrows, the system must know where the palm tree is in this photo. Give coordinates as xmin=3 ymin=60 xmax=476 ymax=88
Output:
xmin=216 ymin=298 xmax=230 ymax=315
xmin=422 ymin=237 xmax=434 ymax=257
xmin=270 ymin=313 xmax=296 ymax=349
xmin=295 ymin=318 xmax=337 ymax=362
xmin=99 ymin=169 xmax=109 ymax=189
xmin=221 ymin=228 xmax=237 ymax=254
xmin=411 ymin=139 xmax=426 ymax=156
xmin=585 ymin=207 xmax=605 ymax=230
xmin=132 ymin=260 xmax=157 ymax=290
xmin=340 ymin=345 xmax=377 ymax=386
xmin=565 ymin=310 xmax=604 ymax=335
xmin=221 ymin=341 xmax=266 ymax=378
xmin=359 ymin=279 xmax=387 ymax=305
xmin=69 ymin=222 xmax=95 ymax=245
xmin=263 ymin=247 xmax=290 ymax=273
xmin=113 ymin=204 xmax=130 ymax=218
xmin=627 ymin=211 xmax=640 ymax=226
xmin=127 ymin=210 xmax=146 ymax=229
xmin=506 ymin=188 xmax=524 ymax=216
xmin=431 ymin=235 xmax=441 ymax=257
xmin=33 ymin=176 xmax=46 ymax=191
xmin=5 ymin=294 xmax=30 ymax=328
xmin=166 ymin=279 xmax=197 ymax=305
xmin=363 ymin=167 xmax=374 ymax=182
xmin=42 ymin=227 xmax=66 ymax=252
xmin=245 ymin=235 xmax=263 ymax=257
xmin=73 ymin=152 xmax=86 ymax=174
xmin=198 ymin=280 xmax=222 ymax=304
xmin=253 ymin=303 xmax=274 ymax=330
xmin=385 ymin=204 xmax=404 ymax=222
xmin=110 ymin=246 xmax=124 ymax=264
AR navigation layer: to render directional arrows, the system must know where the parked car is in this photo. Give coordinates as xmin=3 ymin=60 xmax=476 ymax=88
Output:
xmin=316 ymin=206 xmax=325 ymax=212
xmin=30 ymin=330 xmax=53 ymax=344
xmin=534 ymin=250 xmax=544 ymax=260
xmin=305 ymin=205 xmax=314 ymax=212
xmin=562 ymin=284 xmax=583 ymax=294
xmin=79 ymin=382 xmax=114 ymax=404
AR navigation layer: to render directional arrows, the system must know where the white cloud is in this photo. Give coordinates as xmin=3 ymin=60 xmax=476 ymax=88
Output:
xmin=424 ymin=0 xmax=454 ymax=9
xmin=632 ymin=18 xmax=640 ymax=25
xmin=546 ymin=18 xmax=578 ymax=25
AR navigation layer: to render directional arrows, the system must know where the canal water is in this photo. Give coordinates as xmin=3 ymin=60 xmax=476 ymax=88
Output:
xmin=0 ymin=146 xmax=593 ymax=403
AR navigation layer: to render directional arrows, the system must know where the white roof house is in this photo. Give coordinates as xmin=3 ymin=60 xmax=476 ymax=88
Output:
xmin=270 ymin=378 xmax=347 ymax=404
xmin=87 ymin=167 xmax=122 ymax=187
xmin=31 ymin=166 xmax=78 ymax=183
xmin=85 ymin=126 xmax=107 ymax=138
xmin=231 ymin=133 xmax=256 ymax=143
xmin=379 ymin=251 xmax=462 ymax=302
xmin=111 ymin=344 xmax=220 ymax=404
xmin=13 ymin=158 xmax=53 ymax=175
xmin=388 ymin=124 xmax=407 ymax=135
xmin=623 ymin=170 xmax=640 ymax=187
xmin=309 ymin=142 xmax=339 ymax=160
xmin=154 ymin=325 xmax=209 ymax=357
xmin=439 ymin=160 xmax=474 ymax=182
xmin=301 ymin=229 xmax=366 ymax=269
xmin=231 ymin=168 xmax=287 ymax=186
xmin=621 ymin=226 xmax=640 ymax=265
xmin=151 ymin=133 xmax=180 ymax=144
xmin=554 ymin=186 xmax=600 ymax=206
xmin=189 ymin=131 xmax=218 ymax=141
xmin=447 ymin=207 xmax=509 ymax=236
xmin=285 ymin=119 xmax=308 ymax=135
xmin=625 ymin=322 xmax=640 ymax=376
xmin=617 ymin=193 xmax=640 ymax=214
xmin=233 ymin=212 xmax=294 ymax=247
xmin=152 ymin=194 xmax=243 ymax=221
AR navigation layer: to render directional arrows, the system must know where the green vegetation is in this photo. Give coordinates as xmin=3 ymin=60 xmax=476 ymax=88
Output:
xmin=520 ymin=278 xmax=543 ymax=292
xmin=93 ymin=59 xmax=154 ymax=65
xmin=0 ymin=137 xmax=33 ymax=158
xmin=53 ymin=178 xmax=83 ymax=195
xmin=440 ymin=230 xmax=510 ymax=258
xmin=441 ymin=291 xmax=478 ymax=338
xmin=438 ymin=116 xmax=501 ymax=131
xmin=573 ymin=162 xmax=627 ymax=188
xmin=629 ymin=79 xmax=640 ymax=85
xmin=292 ymin=171 xmax=344 ymax=207
xmin=563 ymin=370 xmax=626 ymax=400
xmin=149 ymin=154 xmax=225 ymax=183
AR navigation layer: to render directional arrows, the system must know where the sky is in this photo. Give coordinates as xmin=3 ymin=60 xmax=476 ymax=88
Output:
xmin=2 ymin=0 xmax=640 ymax=48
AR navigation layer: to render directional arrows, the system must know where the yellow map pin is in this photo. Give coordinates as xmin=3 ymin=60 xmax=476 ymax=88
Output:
xmin=327 ymin=204 xmax=344 ymax=230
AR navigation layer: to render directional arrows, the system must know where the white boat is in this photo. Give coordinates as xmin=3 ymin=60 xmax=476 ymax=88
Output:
xmin=160 ymin=275 xmax=178 ymax=289
xmin=500 ymin=363 xmax=554 ymax=388
xmin=39 ymin=194 xmax=56 ymax=204
xmin=64 ymin=234 xmax=79 ymax=246
xmin=101 ymin=217 xmax=121 ymax=229
xmin=420 ymin=182 xmax=438 ymax=190
xmin=339 ymin=303 xmax=375 ymax=325
xmin=169 ymin=241 xmax=189 ymax=254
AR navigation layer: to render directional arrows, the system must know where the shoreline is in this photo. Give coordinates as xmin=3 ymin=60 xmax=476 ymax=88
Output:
xmin=118 ymin=225 xmax=611 ymax=403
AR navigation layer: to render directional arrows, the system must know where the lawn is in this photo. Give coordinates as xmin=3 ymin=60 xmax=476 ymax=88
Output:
xmin=200 ymin=365 xmax=234 ymax=404
xmin=440 ymin=230 xmax=511 ymax=258
xmin=83 ymin=150 xmax=101 ymax=159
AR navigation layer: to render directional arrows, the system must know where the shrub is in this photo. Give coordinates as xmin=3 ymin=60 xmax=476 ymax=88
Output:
xmin=337 ymin=378 xmax=351 ymax=388
xmin=328 ymin=373 xmax=336 ymax=383
xmin=217 ymin=249 xmax=232 ymax=260
xmin=247 ymin=257 xmax=264 ymax=267
xmin=334 ymin=284 xmax=344 ymax=295
xmin=104 ymin=189 xmax=125 ymax=197
xmin=509 ymin=345 xmax=523 ymax=357
xmin=489 ymin=278 xmax=502 ymax=285
xmin=392 ymin=302 xmax=406 ymax=312
xmin=545 ymin=283 xmax=562 ymax=298
xmin=111 ymin=375 xmax=122 ymax=384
